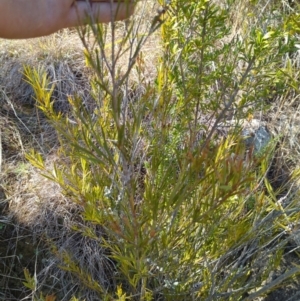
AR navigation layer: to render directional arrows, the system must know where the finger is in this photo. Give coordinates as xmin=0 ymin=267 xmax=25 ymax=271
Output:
xmin=77 ymin=0 xmax=129 ymax=2
xmin=64 ymin=2 xmax=135 ymax=27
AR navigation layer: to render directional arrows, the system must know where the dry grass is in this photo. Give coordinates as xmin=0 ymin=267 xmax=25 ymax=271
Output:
xmin=0 ymin=30 xmax=93 ymax=112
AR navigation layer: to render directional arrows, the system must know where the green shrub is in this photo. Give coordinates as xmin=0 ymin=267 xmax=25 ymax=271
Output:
xmin=24 ymin=0 xmax=300 ymax=300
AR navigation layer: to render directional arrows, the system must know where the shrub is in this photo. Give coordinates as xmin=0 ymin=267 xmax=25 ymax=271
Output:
xmin=24 ymin=0 xmax=300 ymax=300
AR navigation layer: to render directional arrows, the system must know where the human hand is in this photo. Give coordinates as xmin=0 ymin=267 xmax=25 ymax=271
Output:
xmin=0 ymin=0 xmax=135 ymax=39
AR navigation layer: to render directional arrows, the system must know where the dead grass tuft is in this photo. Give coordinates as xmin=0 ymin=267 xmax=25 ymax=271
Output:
xmin=0 ymin=30 xmax=94 ymax=114
xmin=3 ymin=156 xmax=115 ymax=300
